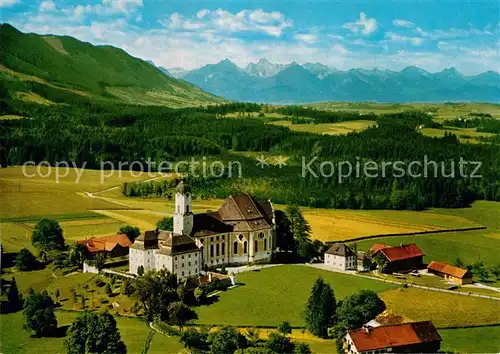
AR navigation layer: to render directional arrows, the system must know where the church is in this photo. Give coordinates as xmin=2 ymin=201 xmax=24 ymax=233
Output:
xmin=129 ymin=181 xmax=276 ymax=278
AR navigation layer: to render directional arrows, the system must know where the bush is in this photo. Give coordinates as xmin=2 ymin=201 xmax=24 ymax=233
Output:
xmin=16 ymin=248 xmax=38 ymax=271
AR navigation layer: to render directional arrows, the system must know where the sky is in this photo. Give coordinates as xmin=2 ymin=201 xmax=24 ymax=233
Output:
xmin=1 ymin=0 xmax=499 ymax=74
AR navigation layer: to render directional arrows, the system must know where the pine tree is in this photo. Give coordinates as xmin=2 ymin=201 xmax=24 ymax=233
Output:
xmin=303 ymin=277 xmax=336 ymax=338
xmin=8 ymin=277 xmax=22 ymax=312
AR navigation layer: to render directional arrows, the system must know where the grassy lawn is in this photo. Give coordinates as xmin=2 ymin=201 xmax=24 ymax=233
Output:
xmin=2 ymin=265 xmax=137 ymax=315
xmin=379 ymin=288 xmax=500 ymax=327
xmin=0 ymin=311 xmax=184 ymax=354
xmin=195 ymin=265 xmax=396 ymax=327
xmin=439 ymin=326 xmax=500 ymax=353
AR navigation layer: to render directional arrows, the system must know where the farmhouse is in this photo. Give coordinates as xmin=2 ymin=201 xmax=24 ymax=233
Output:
xmin=77 ymin=234 xmax=132 ymax=258
xmin=129 ymin=181 xmax=276 ymax=277
xmin=371 ymin=243 xmax=424 ymax=273
xmin=356 ymin=252 xmax=372 ymax=272
xmin=324 ymin=243 xmax=357 ymax=271
xmin=344 ymin=321 xmax=441 ymax=354
xmin=427 ymin=260 xmax=473 ymax=285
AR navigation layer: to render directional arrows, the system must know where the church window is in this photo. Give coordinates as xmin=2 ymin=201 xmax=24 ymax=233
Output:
xmin=238 ymin=234 xmax=244 ymax=241
xmin=264 ymin=238 xmax=267 ymax=251
xmin=221 ymin=242 xmax=225 ymax=255
xmin=254 ymin=240 xmax=258 ymax=252
xmin=259 ymin=232 xmax=264 ymax=239
xmin=216 ymin=244 xmax=220 ymax=257
xmin=188 ymin=262 xmax=191 ymax=266
xmin=211 ymin=237 xmax=214 ymax=242
xmin=182 ymin=271 xmax=185 ymax=276
xmin=216 ymin=235 xmax=219 ymax=241
xmin=222 ymin=235 xmax=225 ymax=240
xmin=244 ymin=241 xmax=248 ymax=254
xmin=210 ymin=244 xmax=214 ymax=257
xmin=234 ymin=241 xmax=238 ymax=254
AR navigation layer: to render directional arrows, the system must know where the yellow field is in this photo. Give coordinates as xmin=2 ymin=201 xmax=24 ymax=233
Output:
xmin=380 ymin=288 xmax=500 ymax=327
xmin=300 ymin=208 xmax=479 ymax=242
xmin=269 ymin=119 xmax=376 ymax=135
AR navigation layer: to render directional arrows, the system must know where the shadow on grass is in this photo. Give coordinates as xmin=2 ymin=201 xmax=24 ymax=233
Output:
xmin=30 ymin=325 xmax=70 ymax=339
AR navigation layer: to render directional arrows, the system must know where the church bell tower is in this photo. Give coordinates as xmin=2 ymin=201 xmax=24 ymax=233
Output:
xmin=173 ymin=181 xmax=193 ymax=236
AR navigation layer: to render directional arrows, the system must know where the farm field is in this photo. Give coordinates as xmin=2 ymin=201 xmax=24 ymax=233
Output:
xmin=308 ymin=102 xmax=500 ymax=122
xmin=268 ymin=119 xmax=376 ymax=135
xmin=0 ymin=311 xmax=184 ymax=354
xmin=379 ymin=288 xmax=500 ymax=327
xmin=0 ymin=217 xmax=128 ymax=252
xmin=355 ymin=229 xmax=500 ymax=265
xmin=439 ymin=326 xmax=500 ymax=353
xmin=0 ymin=166 xmax=167 ymax=219
xmin=420 ymin=126 xmax=495 ymax=143
xmin=300 ymin=207 xmax=480 ymax=242
xmin=195 ymin=265 xmax=397 ymax=327
xmin=355 ymin=200 xmax=500 ymax=265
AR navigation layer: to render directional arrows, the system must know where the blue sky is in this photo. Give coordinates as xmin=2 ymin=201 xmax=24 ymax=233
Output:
xmin=1 ymin=0 xmax=499 ymax=74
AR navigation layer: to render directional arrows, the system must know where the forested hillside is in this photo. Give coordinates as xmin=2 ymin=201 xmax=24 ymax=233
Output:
xmin=1 ymin=98 xmax=499 ymax=210
xmin=0 ymin=24 xmax=222 ymax=107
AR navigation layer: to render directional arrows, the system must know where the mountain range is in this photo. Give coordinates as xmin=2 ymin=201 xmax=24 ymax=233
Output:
xmin=0 ymin=24 xmax=222 ymax=107
xmin=173 ymin=58 xmax=500 ymax=103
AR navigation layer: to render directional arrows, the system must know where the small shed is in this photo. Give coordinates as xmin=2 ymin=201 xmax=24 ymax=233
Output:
xmin=427 ymin=261 xmax=473 ymax=285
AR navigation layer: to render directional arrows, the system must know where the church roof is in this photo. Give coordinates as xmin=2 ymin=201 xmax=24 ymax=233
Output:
xmin=158 ymin=233 xmax=199 ymax=256
xmin=191 ymin=212 xmax=233 ymax=237
xmin=195 ymin=193 xmax=273 ymax=233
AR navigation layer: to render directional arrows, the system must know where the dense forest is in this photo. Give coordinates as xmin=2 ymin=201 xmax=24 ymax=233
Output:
xmin=1 ymin=96 xmax=500 ymax=210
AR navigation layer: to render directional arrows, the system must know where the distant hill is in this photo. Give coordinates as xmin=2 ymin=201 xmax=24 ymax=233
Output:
xmin=0 ymin=24 xmax=223 ymax=107
xmin=176 ymin=58 xmax=500 ymax=103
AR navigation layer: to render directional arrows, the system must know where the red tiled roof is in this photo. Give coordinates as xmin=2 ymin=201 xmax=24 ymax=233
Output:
xmin=375 ymin=243 xmax=424 ymax=262
xmin=77 ymin=234 xmax=132 ymax=253
xmin=348 ymin=321 xmax=441 ymax=352
xmin=427 ymin=261 xmax=471 ymax=279
xmin=370 ymin=244 xmax=390 ymax=253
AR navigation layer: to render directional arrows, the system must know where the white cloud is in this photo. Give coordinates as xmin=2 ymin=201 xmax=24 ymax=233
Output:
xmin=0 ymin=0 xmax=20 ymax=8
xmin=102 ymin=0 xmax=143 ymax=14
xmin=393 ymin=19 xmax=414 ymax=28
xmin=196 ymin=9 xmax=209 ymax=19
xmin=343 ymin=12 xmax=378 ymax=35
xmin=385 ymin=32 xmax=424 ymax=46
xmin=416 ymin=26 xmax=495 ymax=40
xmin=162 ymin=9 xmax=293 ymax=37
xmin=65 ymin=0 xmax=143 ymax=21
xmin=39 ymin=0 xmax=56 ymax=12
xmin=294 ymin=33 xmax=318 ymax=44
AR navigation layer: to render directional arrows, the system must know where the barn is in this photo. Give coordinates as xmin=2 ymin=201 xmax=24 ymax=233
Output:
xmin=371 ymin=243 xmax=424 ymax=273
xmin=427 ymin=260 xmax=473 ymax=285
